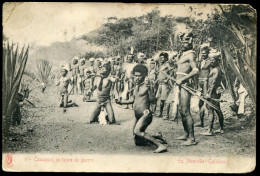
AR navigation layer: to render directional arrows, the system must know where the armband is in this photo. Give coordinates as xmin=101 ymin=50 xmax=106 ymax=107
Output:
xmin=143 ymin=109 xmax=150 ymax=115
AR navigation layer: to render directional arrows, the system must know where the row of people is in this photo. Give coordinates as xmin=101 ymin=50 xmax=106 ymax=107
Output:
xmin=55 ymin=30 xmax=226 ymax=152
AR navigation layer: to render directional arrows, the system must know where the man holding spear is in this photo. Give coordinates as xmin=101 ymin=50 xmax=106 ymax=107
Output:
xmin=174 ymin=30 xmax=199 ymax=146
xmin=158 ymin=33 xmax=220 ymax=144
xmin=200 ymin=49 xmax=224 ymax=135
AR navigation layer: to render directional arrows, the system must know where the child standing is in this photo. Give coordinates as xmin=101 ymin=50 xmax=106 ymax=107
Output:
xmin=55 ymin=67 xmax=72 ymax=108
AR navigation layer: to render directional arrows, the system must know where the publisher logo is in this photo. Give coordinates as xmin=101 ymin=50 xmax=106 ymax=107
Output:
xmin=4 ymin=153 xmax=14 ymax=168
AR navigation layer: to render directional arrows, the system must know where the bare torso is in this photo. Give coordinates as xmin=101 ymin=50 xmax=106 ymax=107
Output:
xmin=199 ymin=59 xmax=211 ymax=79
xmin=71 ymin=64 xmax=79 ymax=75
xmin=84 ymin=78 xmax=92 ymax=89
xmin=85 ymin=65 xmax=95 ymax=74
xmin=208 ymin=66 xmax=222 ymax=96
xmin=133 ymin=84 xmax=150 ymax=116
xmin=158 ymin=63 xmax=170 ymax=83
xmin=96 ymin=76 xmax=112 ymax=102
xmin=79 ymin=65 xmax=86 ymax=76
xmin=59 ymin=76 xmax=71 ymax=94
xmin=176 ymin=50 xmax=196 ymax=82
xmin=111 ymin=65 xmax=121 ymax=77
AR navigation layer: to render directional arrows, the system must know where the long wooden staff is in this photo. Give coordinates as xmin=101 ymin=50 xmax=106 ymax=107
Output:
xmin=160 ymin=71 xmax=220 ymax=111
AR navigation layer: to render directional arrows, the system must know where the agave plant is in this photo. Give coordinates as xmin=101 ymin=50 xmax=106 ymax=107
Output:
xmin=3 ymin=42 xmax=29 ymax=130
xmin=23 ymin=70 xmax=37 ymax=81
xmin=34 ymin=59 xmax=52 ymax=92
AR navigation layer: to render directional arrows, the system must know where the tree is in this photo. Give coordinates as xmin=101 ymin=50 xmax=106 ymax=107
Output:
xmin=85 ymin=51 xmax=95 ymax=59
xmin=80 ymin=8 xmax=175 ymax=57
xmin=79 ymin=5 xmax=256 ymax=108
xmin=185 ymin=4 xmax=256 ymax=107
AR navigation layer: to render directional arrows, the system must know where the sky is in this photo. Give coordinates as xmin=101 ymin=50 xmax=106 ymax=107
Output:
xmin=3 ymin=2 xmax=215 ymax=47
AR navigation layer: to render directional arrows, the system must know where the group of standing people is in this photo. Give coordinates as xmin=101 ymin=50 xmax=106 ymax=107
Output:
xmin=55 ymin=29 xmax=227 ymax=153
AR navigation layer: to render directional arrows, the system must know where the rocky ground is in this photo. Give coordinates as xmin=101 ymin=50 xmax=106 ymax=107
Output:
xmin=3 ymin=84 xmax=256 ymax=157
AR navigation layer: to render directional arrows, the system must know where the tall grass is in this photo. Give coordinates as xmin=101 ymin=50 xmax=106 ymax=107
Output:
xmin=3 ymin=42 xmax=29 ymax=131
xmin=34 ymin=59 xmax=52 ymax=85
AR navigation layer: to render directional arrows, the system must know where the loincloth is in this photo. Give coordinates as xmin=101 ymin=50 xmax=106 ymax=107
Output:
xmin=173 ymin=82 xmax=192 ymax=105
xmin=176 ymin=72 xmax=188 ymax=76
xmin=135 ymin=109 xmax=152 ymax=120
xmin=198 ymin=77 xmax=208 ymax=81
xmin=176 ymin=72 xmax=194 ymax=85
xmin=97 ymin=95 xmax=111 ymax=105
xmin=198 ymin=77 xmax=208 ymax=94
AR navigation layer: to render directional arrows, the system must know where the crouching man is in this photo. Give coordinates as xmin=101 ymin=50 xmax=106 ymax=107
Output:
xmin=115 ymin=64 xmax=167 ymax=153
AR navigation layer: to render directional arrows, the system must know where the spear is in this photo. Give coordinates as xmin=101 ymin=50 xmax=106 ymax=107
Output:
xmin=24 ymin=98 xmax=36 ymax=108
xmin=210 ymin=99 xmax=236 ymax=103
xmin=126 ymin=82 xmax=144 ymax=93
xmin=160 ymin=71 xmax=220 ymax=111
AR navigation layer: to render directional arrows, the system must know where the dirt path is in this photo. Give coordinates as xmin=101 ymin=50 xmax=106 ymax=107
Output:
xmin=3 ymin=86 xmax=256 ymax=157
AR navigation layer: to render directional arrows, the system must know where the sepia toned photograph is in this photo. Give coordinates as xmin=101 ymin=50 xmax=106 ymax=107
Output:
xmin=2 ymin=2 xmax=256 ymax=172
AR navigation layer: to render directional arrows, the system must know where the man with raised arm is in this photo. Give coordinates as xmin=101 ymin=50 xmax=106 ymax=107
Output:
xmin=174 ymin=30 xmax=199 ymax=146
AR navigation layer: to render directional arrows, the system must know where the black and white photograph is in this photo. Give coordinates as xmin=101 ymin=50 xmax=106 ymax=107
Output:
xmin=2 ymin=2 xmax=256 ymax=172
